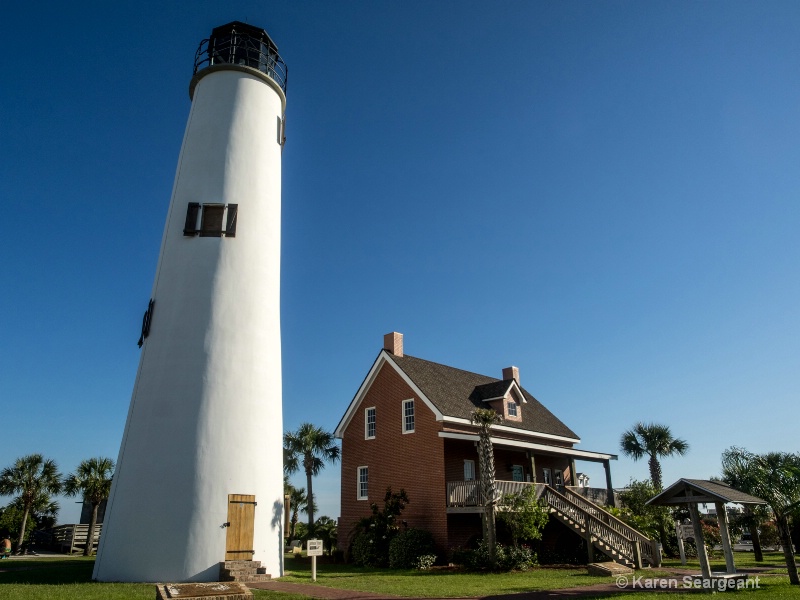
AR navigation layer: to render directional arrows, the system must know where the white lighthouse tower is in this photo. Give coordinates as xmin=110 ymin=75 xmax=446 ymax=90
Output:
xmin=94 ymin=22 xmax=287 ymax=582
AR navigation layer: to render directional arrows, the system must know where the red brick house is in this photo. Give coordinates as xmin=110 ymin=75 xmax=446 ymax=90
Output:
xmin=335 ymin=333 xmax=657 ymax=567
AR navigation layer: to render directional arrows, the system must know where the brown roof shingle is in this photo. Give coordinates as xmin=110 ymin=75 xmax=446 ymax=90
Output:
xmin=390 ymin=353 xmax=579 ymax=441
xmin=648 ymin=479 xmax=766 ymax=506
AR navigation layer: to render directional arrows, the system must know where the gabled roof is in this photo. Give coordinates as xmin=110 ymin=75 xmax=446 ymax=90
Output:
xmin=392 ymin=354 xmax=578 ymax=440
xmin=472 ymin=379 xmax=525 ymax=403
xmin=335 ymin=350 xmax=579 ymax=442
xmin=647 ymin=478 xmax=766 ymax=506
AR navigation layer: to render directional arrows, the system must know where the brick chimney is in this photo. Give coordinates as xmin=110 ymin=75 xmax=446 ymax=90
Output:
xmin=502 ymin=365 xmax=519 ymax=384
xmin=384 ymin=332 xmax=403 ymax=357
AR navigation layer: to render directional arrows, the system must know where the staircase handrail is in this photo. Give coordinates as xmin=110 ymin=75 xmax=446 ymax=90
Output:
xmin=561 ymin=487 xmax=657 ymax=566
xmin=543 ymin=485 xmax=637 ymax=565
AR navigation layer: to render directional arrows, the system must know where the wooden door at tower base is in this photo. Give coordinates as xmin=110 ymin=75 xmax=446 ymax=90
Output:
xmin=226 ymin=494 xmax=256 ymax=560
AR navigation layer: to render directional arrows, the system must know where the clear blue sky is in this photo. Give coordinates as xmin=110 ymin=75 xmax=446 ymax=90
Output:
xmin=2 ymin=1 xmax=799 ymax=525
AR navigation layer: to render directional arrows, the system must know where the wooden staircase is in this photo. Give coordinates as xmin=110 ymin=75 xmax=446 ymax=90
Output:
xmin=219 ymin=560 xmax=271 ymax=583
xmin=541 ymin=485 xmax=660 ymax=569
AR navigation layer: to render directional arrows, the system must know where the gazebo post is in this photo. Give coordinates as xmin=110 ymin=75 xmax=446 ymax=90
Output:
xmin=688 ymin=502 xmax=711 ymax=579
xmin=716 ymin=502 xmax=736 ymax=574
xmin=603 ymin=459 xmax=615 ymax=507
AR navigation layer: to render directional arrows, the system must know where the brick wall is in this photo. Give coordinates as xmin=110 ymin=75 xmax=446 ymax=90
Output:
xmin=339 ymin=359 xmax=448 ymax=555
xmin=534 ymin=454 xmax=571 ymax=485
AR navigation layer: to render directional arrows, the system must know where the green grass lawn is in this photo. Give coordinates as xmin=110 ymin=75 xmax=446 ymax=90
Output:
xmin=1 ymin=553 xmax=799 ymax=600
xmin=0 ymin=557 xmax=152 ymax=600
xmin=282 ymin=552 xmax=800 ymax=598
xmin=0 ymin=557 xmax=289 ymax=600
xmin=660 ymin=550 xmax=791 ymax=574
xmin=282 ymin=554 xmax=647 ymax=596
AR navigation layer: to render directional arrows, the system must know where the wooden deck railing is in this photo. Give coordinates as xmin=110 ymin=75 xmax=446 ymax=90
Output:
xmin=446 ymin=480 xmax=545 ymax=508
xmin=542 ymin=485 xmax=640 ymax=567
xmin=558 ymin=486 xmax=659 ymax=567
xmin=52 ymin=524 xmax=102 ymax=554
xmin=445 ymin=480 xmax=658 ymax=568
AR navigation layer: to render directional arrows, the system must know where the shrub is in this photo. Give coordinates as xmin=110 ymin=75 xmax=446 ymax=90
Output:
xmin=352 ymin=488 xmax=409 ymax=567
xmin=498 ymin=544 xmax=537 ymax=571
xmin=388 ymin=528 xmax=436 ymax=569
xmin=496 ymin=488 xmax=549 ymax=546
xmin=413 ymin=554 xmax=437 ymax=570
xmin=451 ymin=540 xmax=537 ymax=572
xmin=350 ymin=531 xmax=378 ymax=567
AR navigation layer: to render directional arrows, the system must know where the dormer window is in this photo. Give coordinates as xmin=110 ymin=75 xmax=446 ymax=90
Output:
xmin=507 ymin=400 xmax=518 ymax=417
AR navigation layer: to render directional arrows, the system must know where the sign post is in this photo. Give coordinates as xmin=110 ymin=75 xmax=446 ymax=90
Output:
xmin=307 ymin=539 xmax=323 ymax=581
xmin=675 ymin=521 xmax=694 ymax=566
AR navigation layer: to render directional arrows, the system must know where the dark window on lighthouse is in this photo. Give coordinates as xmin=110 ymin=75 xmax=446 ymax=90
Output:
xmin=200 ymin=205 xmax=224 ymax=237
xmin=184 ymin=203 xmax=238 ymax=237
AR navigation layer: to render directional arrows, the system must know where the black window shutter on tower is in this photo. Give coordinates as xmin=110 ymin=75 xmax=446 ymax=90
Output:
xmin=183 ymin=203 xmax=200 ymax=236
xmin=225 ymin=204 xmax=238 ymax=237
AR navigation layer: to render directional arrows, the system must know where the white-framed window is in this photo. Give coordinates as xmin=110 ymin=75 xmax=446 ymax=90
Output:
xmin=511 ymin=465 xmax=524 ymax=482
xmin=554 ymin=469 xmax=563 ymax=486
xmin=365 ymin=407 xmax=376 ymax=439
xmin=542 ymin=468 xmax=552 ymax=485
xmin=464 ymin=459 xmax=476 ymax=481
xmin=507 ymin=400 xmax=518 ymax=417
xmin=402 ymin=399 xmax=415 ymax=433
xmin=357 ymin=466 xmax=369 ymax=500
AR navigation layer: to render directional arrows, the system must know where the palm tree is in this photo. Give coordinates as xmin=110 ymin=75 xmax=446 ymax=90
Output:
xmin=619 ymin=422 xmax=689 ymax=491
xmin=64 ymin=457 xmax=115 ymax=556
xmin=718 ymin=460 xmax=768 ymax=562
xmin=286 ymin=485 xmax=309 ymax=541
xmin=314 ymin=516 xmax=337 ymax=554
xmin=721 ymin=447 xmax=800 ymax=585
xmin=283 ymin=423 xmax=340 ymax=531
xmin=471 ymin=407 xmax=502 ymax=565
xmin=0 ymin=454 xmax=62 ymax=552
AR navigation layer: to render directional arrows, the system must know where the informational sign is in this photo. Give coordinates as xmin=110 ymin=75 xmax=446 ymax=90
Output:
xmin=307 ymin=539 xmax=323 ymax=556
xmin=677 ymin=524 xmax=695 ymax=540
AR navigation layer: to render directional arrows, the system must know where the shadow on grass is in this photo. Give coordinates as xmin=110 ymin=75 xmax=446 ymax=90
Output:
xmin=0 ymin=559 xmax=94 ymax=584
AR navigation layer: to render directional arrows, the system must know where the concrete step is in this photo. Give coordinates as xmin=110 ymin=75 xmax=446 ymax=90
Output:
xmin=222 ymin=560 xmax=261 ymax=569
xmin=221 ymin=573 xmax=272 ymax=583
xmin=219 ymin=560 xmax=270 ymax=583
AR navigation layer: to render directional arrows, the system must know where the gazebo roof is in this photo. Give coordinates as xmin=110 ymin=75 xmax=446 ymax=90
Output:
xmin=647 ymin=478 xmax=766 ymax=506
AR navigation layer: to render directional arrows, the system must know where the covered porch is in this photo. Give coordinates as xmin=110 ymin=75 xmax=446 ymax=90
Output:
xmin=440 ymin=431 xmax=618 ymax=508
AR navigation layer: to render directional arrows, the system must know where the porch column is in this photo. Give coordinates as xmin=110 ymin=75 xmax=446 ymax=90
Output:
xmin=715 ymin=502 xmax=736 ymax=574
xmin=528 ymin=452 xmax=537 ymax=483
xmin=603 ymin=460 xmax=615 ymax=507
xmin=569 ymin=458 xmax=578 ymax=486
xmin=688 ymin=502 xmax=711 ymax=579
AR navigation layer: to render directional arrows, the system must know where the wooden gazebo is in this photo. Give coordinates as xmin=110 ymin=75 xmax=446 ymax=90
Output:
xmin=648 ymin=479 xmax=766 ymax=579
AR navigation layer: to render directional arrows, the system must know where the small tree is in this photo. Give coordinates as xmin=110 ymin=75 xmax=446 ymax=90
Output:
xmin=497 ymin=487 xmax=549 ymax=547
xmin=286 ymin=485 xmax=309 ymax=541
xmin=64 ymin=457 xmax=114 ymax=556
xmin=0 ymin=504 xmax=35 ymax=545
xmin=615 ymin=478 xmax=677 ymax=554
xmin=721 ymin=448 xmax=800 ymax=585
xmin=0 ymin=455 xmax=62 ymax=552
xmin=314 ymin=516 xmax=338 ymax=554
xmin=471 ymin=407 xmax=502 ymax=565
xmin=352 ymin=487 xmax=409 ymax=567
